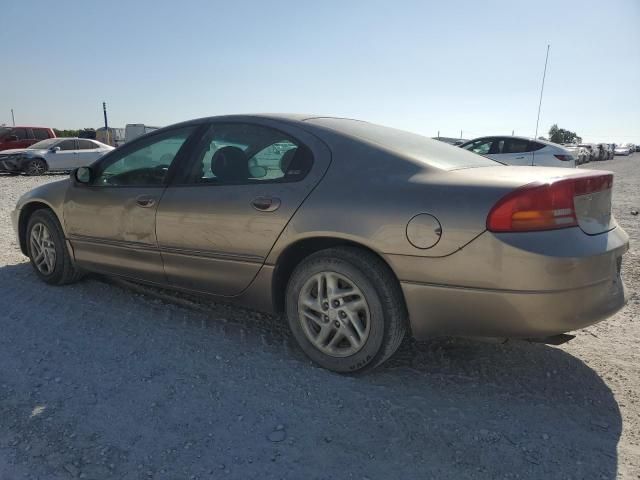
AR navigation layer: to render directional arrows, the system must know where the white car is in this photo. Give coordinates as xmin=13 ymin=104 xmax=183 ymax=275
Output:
xmin=459 ymin=136 xmax=576 ymax=168
xmin=0 ymin=138 xmax=114 ymax=175
xmin=614 ymin=145 xmax=631 ymax=156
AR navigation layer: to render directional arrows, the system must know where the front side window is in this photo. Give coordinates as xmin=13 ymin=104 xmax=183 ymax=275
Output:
xmin=58 ymin=140 xmax=76 ymax=150
xmin=183 ymin=123 xmax=313 ymax=185
xmin=465 ymin=139 xmax=493 ymax=155
xmin=92 ymin=127 xmax=194 ymax=186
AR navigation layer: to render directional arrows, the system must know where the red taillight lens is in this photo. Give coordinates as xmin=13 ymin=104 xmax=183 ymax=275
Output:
xmin=487 ymin=173 xmax=613 ymax=232
xmin=554 ymin=154 xmax=573 ymax=161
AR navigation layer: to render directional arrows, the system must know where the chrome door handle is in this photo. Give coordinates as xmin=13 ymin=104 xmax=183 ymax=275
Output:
xmin=136 ymin=195 xmax=156 ymax=208
xmin=251 ymin=196 xmax=281 ymax=212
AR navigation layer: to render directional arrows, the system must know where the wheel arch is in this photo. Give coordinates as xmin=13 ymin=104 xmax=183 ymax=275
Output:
xmin=270 ymin=236 xmax=404 ymax=314
xmin=23 ymin=156 xmax=48 ymax=173
xmin=18 ymin=201 xmax=57 ymax=255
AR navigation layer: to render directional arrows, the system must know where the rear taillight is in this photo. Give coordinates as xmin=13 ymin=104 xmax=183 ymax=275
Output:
xmin=554 ymin=154 xmax=573 ymax=161
xmin=487 ymin=173 xmax=613 ymax=232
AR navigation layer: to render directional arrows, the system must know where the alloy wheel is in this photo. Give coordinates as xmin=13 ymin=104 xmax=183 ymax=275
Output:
xmin=297 ymin=271 xmax=371 ymax=357
xmin=27 ymin=160 xmax=46 ymax=175
xmin=30 ymin=223 xmax=56 ymax=275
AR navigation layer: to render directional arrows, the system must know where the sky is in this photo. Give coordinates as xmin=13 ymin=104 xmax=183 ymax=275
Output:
xmin=1 ymin=0 xmax=638 ymax=144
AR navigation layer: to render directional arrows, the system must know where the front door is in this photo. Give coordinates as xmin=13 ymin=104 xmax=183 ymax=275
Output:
xmin=46 ymin=139 xmax=78 ymax=170
xmin=64 ymin=127 xmax=196 ymax=283
xmin=156 ymin=120 xmax=331 ymax=296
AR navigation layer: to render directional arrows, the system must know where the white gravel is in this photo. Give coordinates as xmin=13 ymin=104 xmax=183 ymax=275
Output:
xmin=0 ymin=158 xmax=638 ymax=479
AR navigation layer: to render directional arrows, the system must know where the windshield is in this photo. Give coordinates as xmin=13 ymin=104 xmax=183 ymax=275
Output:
xmin=28 ymin=138 xmax=60 ymax=149
xmin=306 ymin=118 xmax=499 ymax=170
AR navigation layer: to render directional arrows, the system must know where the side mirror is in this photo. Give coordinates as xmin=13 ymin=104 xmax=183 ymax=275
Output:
xmin=50 ymin=146 xmax=61 ymax=153
xmin=74 ymin=166 xmax=92 ymax=184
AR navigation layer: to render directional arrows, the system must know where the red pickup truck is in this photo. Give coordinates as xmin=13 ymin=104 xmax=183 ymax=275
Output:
xmin=0 ymin=126 xmax=56 ymax=151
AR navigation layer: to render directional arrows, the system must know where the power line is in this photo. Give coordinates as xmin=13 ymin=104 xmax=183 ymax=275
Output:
xmin=534 ymin=44 xmax=550 ymax=139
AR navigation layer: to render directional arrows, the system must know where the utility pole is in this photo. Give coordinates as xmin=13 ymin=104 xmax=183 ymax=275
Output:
xmin=460 ymin=129 xmax=463 ymax=139
xmin=437 ymin=130 xmax=440 ymax=139
xmin=102 ymin=102 xmax=108 ymax=130
xmin=102 ymin=102 xmax=110 ymax=145
xmin=512 ymin=130 xmax=514 ymax=136
xmin=11 ymin=109 xmax=15 ymax=126
xmin=534 ymin=44 xmax=550 ymax=139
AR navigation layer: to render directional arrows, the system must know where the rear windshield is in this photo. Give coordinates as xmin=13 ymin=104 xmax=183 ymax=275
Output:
xmin=305 ymin=118 xmax=499 ymax=170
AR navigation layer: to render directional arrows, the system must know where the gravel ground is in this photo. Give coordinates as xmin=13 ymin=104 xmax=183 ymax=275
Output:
xmin=0 ymin=156 xmax=638 ymax=480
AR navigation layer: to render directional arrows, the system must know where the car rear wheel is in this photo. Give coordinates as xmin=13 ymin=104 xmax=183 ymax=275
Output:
xmin=285 ymin=247 xmax=407 ymax=372
xmin=25 ymin=158 xmax=47 ymax=176
xmin=26 ymin=209 xmax=82 ymax=285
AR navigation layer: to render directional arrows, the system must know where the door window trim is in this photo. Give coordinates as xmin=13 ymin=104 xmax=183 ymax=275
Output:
xmin=170 ymin=121 xmax=315 ymax=188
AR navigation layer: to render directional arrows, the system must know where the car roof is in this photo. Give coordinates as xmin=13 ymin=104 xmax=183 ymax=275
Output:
xmin=4 ymin=125 xmax=52 ymax=129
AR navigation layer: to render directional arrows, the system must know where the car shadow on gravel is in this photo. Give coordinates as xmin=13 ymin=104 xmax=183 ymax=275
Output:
xmin=0 ymin=262 xmax=622 ymax=479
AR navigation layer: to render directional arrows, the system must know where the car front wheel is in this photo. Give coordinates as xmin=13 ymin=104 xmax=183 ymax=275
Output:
xmin=26 ymin=209 xmax=82 ymax=285
xmin=25 ymin=158 xmax=47 ymax=176
xmin=285 ymin=247 xmax=407 ymax=372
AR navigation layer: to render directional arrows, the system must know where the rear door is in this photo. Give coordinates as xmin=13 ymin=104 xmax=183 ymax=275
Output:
xmin=490 ymin=137 xmax=534 ymax=165
xmin=156 ymin=120 xmax=331 ymax=296
xmin=76 ymin=139 xmax=105 ymax=166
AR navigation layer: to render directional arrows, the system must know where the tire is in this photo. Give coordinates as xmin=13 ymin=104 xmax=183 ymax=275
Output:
xmin=25 ymin=158 xmax=47 ymax=176
xmin=26 ymin=209 xmax=82 ymax=285
xmin=285 ymin=247 xmax=407 ymax=372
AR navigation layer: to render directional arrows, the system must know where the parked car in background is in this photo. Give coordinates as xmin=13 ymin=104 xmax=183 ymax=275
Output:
xmin=0 ymin=138 xmax=113 ymax=175
xmin=11 ymin=115 xmax=629 ymax=372
xmin=636 ymin=144 xmax=640 ymax=152
xmin=96 ymin=127 xmax=126 ymax=147
xmin=125 ymin=124 xmax=160 ymax=143
xmin=614 ymin=145 xmax=632 ymax=156
xmin=459 ymin=136 xmax=576 ymax=168
xmin=578 ymin=144 xmax=598 ymax=162
xmin=596 ymin=144 xmax=609 ymax=161
xmin=626 ymin=144 xmax=636 ymax=154
xmin=0 ymin=126 xmax=56 ymax=151
xmin=434 ymin=136 xmax=468 ymax=146
xmin=562 ymin=144 xmax=589 ymax=165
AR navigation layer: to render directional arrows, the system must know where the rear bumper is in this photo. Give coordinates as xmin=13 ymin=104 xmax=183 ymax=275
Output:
xmin=386 ymin=226 xmax=629 ymax=340
xmin=402 ymin=274 xmax=627 ymax=339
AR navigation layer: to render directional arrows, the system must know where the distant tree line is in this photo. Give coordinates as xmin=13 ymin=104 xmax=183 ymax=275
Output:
xmin=53 ymin=128 xmax=96 ymax=139
xmin=548 ymin=124 xmax=582 ymax=144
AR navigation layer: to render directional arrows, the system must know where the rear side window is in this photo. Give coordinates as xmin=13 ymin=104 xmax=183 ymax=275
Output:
xmin=528 ymin=142 xmax=545 ymax=152
xmin=182 ymin=123 xmax=313 ymax=185
xmin=77 ymin=139 xmax=98 ymax=149
xmin=58 ymin=140 xmax=77 ymax=150
xmin=33 ymin=129 xmax=50 ymax=140
xmin=504 ymin=139 xmax=530 ymax=154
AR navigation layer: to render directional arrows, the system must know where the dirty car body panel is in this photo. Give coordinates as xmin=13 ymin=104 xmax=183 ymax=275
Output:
xmin=13 ymin=114 xmax=629 ymax=342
